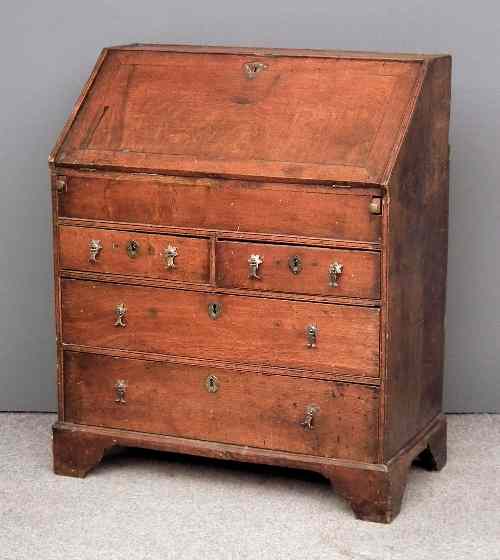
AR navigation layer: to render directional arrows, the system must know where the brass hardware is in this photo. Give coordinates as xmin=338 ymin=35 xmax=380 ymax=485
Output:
xmin=244 ymin=61 xmax=268 ymax=79
xmin=248 ymin=254 xmax=263 ymax=280
xmin=126 ymin=240 xmax=140 ymax=259
xmin=306 ymin=325 xmax=318 ymax=348
xmin=208 ymin=302 xmax=222 ymax=320
xmin=205 ymin=375 xmax=219 ymax=393
xmin=164 ymin=245 xmax=178 ymax=269
xmin=114 ymin=380 xmax=127 ymax=404
xmin=288 ymin=255 xmax=303 ymax=275
xmin=55 ymin=177 xmax=67 ymax=193
xmin=369 ymin=197 xmax=382 ymax=215
xmin=114 ymin=303 xmax=127 ymax=327
xmin=88 ymin=239 xmax=102 ymax=263
xmin=300 ymin=405 xmax=319 ymax=430
xmin=328 ymin=262 xmax=344 ymax=287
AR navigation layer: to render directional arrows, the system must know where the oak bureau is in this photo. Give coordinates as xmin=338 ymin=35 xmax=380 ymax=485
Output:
xmin=50 ymin=44 xmax=451 ymax=523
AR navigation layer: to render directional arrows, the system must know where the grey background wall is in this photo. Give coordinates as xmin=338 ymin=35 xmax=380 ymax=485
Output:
xmin=0 ymin=1 xmax=498 ymax=412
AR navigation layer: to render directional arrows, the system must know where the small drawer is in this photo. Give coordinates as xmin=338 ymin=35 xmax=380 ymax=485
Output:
xmin=63 ymin=351 xmax=379 ymax=462
xmin=59 ymin=226 xmax=210 ymax=284
xmin=61 ymin=279 xmax=380 ymax=378
xmin=216 ymin=240 xmax=380 ymax=299
xmin=58 ymin=175 xmax=382 ymax=243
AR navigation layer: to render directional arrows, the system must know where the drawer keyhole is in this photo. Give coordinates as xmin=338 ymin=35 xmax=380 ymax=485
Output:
xmin=288 ymin=255 xmax=302 ymax=275
xmin=206 ymin=375 xmax=219 ymax=393
xmin=126 ymin=240 xmax=140 ymax=259
xmin=208 ymin=302 xmax=222 ymax=320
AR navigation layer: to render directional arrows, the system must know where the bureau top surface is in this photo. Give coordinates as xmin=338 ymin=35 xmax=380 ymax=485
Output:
xmin=51 ymin=44 xmax=436 ymax=185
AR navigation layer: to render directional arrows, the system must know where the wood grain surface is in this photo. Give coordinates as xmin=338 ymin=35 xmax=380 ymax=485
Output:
xmin=382 ymin=56 xmax=451 ymax=459
xmin=54 ymin=49 xmax=421 ymax=184
xmin=216 ymin=239 xmax=380 ymax=299
xmin=61 ymin=279 xmax=380 ymax=377
xmin=63 ymin=351 xmax=380 ymax=461
xmin=58 ymin=175 xmax=382 ymax=242
xmin=59 ymin=225 xmax=210 ymax=284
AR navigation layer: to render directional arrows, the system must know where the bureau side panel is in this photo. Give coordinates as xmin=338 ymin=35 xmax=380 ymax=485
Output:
xmin=50 ymin=173 xmax=64 ymax=419
xmin=383 ymin=57 xmax=451 ymax=460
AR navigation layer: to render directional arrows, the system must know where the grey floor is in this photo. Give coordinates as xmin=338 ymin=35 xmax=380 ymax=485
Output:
xmin=0 ymin=414 xmax=498 ymax=560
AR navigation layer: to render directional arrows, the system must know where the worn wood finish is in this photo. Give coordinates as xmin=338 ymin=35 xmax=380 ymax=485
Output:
xmin=52 ymin=412 xmax=446 ymax=523
xmin=61 ymin=279 xmax=380 ymax=378
xmin=383 ymin=56 xmax=451 ymax=460
xmin=64 ymin=351 xmax=379 ymax=461
xmin=58 ymin=175 xmax=382 ymax=243
xmin=216 ymin=240 xmax=380 ymax=299
xmin=61 ymin=268 xmax=381 ymax=308
xmin=59 ymin=225 xmax=210 ymax=284
xmin=61 ymin=343 xmax=381 ymax=385
xmin=54 ymin=50 xmax=421 ymax=184
xmin=51 ymin=45 xmax=451 ymax=523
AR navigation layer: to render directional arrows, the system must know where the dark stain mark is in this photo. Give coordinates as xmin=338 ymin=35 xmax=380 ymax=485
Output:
xmin=148 ymin=308 xmax=158 ymax=318
xmin=231 ymin=95 xmax=253 ymax=105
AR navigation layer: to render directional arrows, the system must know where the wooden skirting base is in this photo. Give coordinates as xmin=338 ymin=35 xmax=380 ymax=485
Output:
xmin=53 ymin=414 xmax=446 ymax=524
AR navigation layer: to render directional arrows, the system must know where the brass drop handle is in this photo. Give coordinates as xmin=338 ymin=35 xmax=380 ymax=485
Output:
xmin=114 ymin=303 xmax=127 ymax=327
xmin=306 ymin=325 xmax=318 ymax=348
xmin=164 ymin=245 xmax=178 ymax=269
xmin=114 ymin=380 xmax=127 ymax=404
xmin=248 ymin=254 xmax=263 ymax=280
xmin=328 ymin=262 xmax=343 ymax=287
xmin=89 ymin=239 xmax=102 ymax=263
xmin=369 ymin=197 xmax=382 ymax=215
xmin=300 ymin=405 xmax=319 ymax=430
xmin=244 ymin=61 xmax=268 ymax=79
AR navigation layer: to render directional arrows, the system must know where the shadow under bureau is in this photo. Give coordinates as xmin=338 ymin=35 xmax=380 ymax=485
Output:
xmin=49 ymin=44 xmax=451 ymax=523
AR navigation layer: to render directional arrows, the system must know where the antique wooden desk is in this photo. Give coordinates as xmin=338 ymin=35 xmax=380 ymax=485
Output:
xmin=50 ymin=45 xmax=451 ymax=523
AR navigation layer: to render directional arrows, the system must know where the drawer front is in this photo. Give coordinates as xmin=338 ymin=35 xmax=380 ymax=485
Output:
xmin=61 ymin=279 xmax=380 ymax=378
xmin=58 ymin=176 xmax=382 ymax=242
xmin=63 ymin=351 xmax=379 ymax=462
xmin=59 ymin=226 xmax=210 ymax=284
xmin=216 ymin=240 xmax=380 ymax=299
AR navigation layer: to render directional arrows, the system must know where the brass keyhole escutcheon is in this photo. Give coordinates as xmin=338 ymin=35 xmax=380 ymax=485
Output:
xmin=288 ymin=255 xmax=303 ymax=275
xmin=126 ymin=240 xmax=140 ymax=259
xmin=208 ymin=302 xmax=222 ymax=320
xmin=206 ymin=375 xmax=219 ymax=393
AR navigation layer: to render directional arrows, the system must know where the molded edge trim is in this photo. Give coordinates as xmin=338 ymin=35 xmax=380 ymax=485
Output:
xmin=52 ymin=413 xmax=445 ymax=474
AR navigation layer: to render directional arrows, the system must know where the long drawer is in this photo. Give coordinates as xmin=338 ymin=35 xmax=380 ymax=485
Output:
xmin=216 ymin=240 xmax=380 ymax=299
xmin=58 ymin=176 xmax=382 ymax=242
xmin=63 ymin=351 xmax=379 ymax=462
xmin=59 ymin=225 xmax=210 ymax=284
xmin=61 ymin=279 xmax=380 ymax=378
